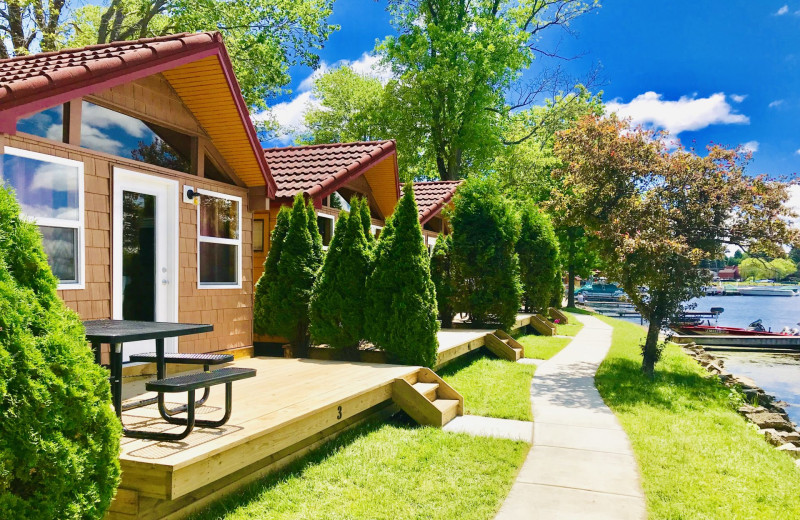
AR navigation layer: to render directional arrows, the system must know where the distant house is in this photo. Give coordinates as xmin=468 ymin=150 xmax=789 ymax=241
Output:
xmin=718 ymin=265 xmax=740 ymax=281
xmin=0 ymin=32 xmax=275 ymax=361
xmin=411 ymin=180 xmax=463 ymax=252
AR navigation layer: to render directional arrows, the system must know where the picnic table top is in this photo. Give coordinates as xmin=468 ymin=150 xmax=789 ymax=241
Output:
xmin=83 ymin=320 xmax=213 ymax=343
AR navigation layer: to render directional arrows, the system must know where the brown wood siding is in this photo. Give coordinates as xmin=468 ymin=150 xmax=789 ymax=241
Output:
xmin=1 ymin=133 xmax=253 ymax=356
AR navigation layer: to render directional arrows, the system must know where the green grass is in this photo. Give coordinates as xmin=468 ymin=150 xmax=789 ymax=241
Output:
xmin=190 ymin=418 xmax=528 ymax=520
xmin=556 ymin=314 xmax=584 ymax=337
xmin=563 ymin=306 xmax=593 ymax=315
xmin=438 ymin=350 xmax=535 ymax=421
xmin=517 ymin=335 xmax=572 ymax=360
xmin=595 ymin=315 xmax=800 ymax=519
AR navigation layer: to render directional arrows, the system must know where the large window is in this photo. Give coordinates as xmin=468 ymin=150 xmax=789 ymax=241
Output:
xmin=317 ymin=213 xmax=335 ymax=248
xmin=0 ymin=148 xmax=84 ymax=288
xmin=198 ymin=189 xmax=241 ymax=288
xmin=16 ymin=105 xmax=63 ymax=140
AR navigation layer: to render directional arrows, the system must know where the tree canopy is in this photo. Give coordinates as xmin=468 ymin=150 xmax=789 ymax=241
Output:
xmin=554 ymin=115 xmax=799 ymax=376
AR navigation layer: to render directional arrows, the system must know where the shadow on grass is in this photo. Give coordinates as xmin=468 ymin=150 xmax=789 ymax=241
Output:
xmin=188 ymin=414 xmax=419 ymax=520
xmin=595 ymin=355 xmax=734 ymax=413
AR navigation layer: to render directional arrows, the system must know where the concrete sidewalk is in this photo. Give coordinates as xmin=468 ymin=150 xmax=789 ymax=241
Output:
xmin=495 ymin=313 xmax=646 ymax=520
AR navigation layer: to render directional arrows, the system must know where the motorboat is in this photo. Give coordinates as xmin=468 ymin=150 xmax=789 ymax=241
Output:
xmin=738 ymin=286 xmax=798 ymax=297
xmin=675 ymin=319 xmax=800 ymax=337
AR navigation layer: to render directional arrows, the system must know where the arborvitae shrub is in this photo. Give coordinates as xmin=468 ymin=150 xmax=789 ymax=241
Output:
xmin=311 ymin=198 xmax=372 ymax=354
xmin=365 ymin=185 xmax=439 ymax=367
xmin=0 ymin=186 xmax=120 ymax=519
xmin=430 ymin=234 xmax=457 ymax=328
xmin=517 ymin=204 xmax=561 ymax=313
xmin=450 ymin=178 xmax=522 ymax=330
xmin=254 ymin=207 xmax=291 ymax=335
xmin=306 ymin=202 xmax=324 ymax=268
xmin=270 ymin=195 xmax=320 ymax=354
xmin=549 ymin=271 xmax=565 ymax=309
xmin=359 ymin=196 xmax=376 ymax=250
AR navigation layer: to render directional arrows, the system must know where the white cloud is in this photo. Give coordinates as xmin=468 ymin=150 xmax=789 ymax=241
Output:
xmin=348 ymin=53 xmax=394 ymax=84
xmin=82 ymin=102 xmax=148 ymax=137
xmin=795 ymin=148 xmax=800 ymax=155
xmin=605 ymin=92 xmax=749 ymax=135
xmin=776 ymin=5 xmax=789 ymax=15
xmin=741 ymin=140 xmax=759 ymax=153
xmin=769 ymin=99 xmax=785 ymax=108
xmin=79 ymin=123 xmax=124 ymax=155
xmin=730 ymin=94 xmax=747 ymax=103
xmin=297 ymin=63 xmax=331 ymax=92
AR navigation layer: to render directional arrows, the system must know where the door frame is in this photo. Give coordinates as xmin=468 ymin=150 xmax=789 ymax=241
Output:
xmin=112 ymin=167 xmax=180 ymax=353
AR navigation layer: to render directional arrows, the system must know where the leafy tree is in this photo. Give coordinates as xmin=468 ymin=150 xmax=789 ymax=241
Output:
xmin=0 ymin=186 xmax=120 ymax=519
xmin=365 ymin=184 xmax=439 ymax=367
xmin=557 ymin=225 xmax=600 ymax=307
xmin=450 ymin=177 xmax=522 ymax=329
xmin=517 ymin=203 xmax=560 ymax=314
xmin=554 ymin=115 xmax=798 ymax=376
xmin=7 ymin=0 xmax=339 ymax=110
xmin=430 ymin=234 xmax=457 ymax=327
xmin=131 ymin=138 xmax=190 ymax=173
xmin=311 ymin=198 xmax=372 ymax=355
xmin=302 ymin=66 xmax=390 ymax=144
xmin=740 ymin=257 xmax=798 ymax=281
xmin=379 ymin=0 xmax=597 ymax=180
xmin=789 ymin=247 xmax=800 ymax=265
xmin=263 ymin=195 xmax=321 ymax=355
xmin=254 ymin=206 xmax=291 ymax=335
xmin=770 ymin=258 xmax=797 ymax=280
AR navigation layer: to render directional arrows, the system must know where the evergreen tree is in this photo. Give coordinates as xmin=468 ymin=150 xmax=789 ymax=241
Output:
xmin=430 ymin=234 xmax=457 ymax=327
xmin=0 ymin=186 xmax=120 ymax=519
xmin=450 ymin=177 xmax=522 ymax=330
xmin=311 ymin=198 xmax=372 ymax=355
xmin=365 ymin=185 xmax=439 ymax=367
xmin=253 ymin=207 xmax=291 ymax=335
xmin=306 ymin=202 xmax=324 ymax=268
xmin=271 ymin=195 xmax=318 ymax=355
xmin=517 ymin=204 xmax=560 ymax=313
xmin=359 ymin=196 xmax=376 ymax=250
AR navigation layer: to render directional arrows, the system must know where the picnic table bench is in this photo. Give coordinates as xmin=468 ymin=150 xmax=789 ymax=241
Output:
xmin=84 ymin=320 xmax=256 ymax=441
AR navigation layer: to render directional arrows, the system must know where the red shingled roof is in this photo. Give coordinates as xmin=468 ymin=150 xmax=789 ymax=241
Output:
xmin=412 ymin=180 xmax=463 ymax=224
xmin=0 ymin=31 xmax=275 ymax=194
xmin=263 ymin=140 xmax=397 ymax=200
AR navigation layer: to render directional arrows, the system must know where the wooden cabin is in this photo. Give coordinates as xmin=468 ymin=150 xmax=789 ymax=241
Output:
xmin=0 ymin=32 xmax=276 ymax=363
xmin=411 ymin=180 xmax=463 ymax=252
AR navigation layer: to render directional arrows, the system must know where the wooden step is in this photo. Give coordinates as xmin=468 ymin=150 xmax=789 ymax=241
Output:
xmin=485 ymin=333 xmax=522 ymax=361
xmin=433 ymin=399 xmax=460 ymax=425
xmin=413 ymin=382 xmax=439 ymax=402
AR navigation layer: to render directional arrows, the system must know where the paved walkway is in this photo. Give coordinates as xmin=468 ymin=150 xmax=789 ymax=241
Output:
xmin=495 ymin=313 xmax=647 ymax=520
xmin=443 ymin=415 xmax=533 ymax=442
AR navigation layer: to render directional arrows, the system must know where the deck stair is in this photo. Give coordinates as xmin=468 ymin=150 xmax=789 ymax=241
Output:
xmin=393 ymin=368 xmax=463 ymax=427
xmin=548 ymin=307 xmax=569 ymax=324
xmin=485 ymin=330 xmax=524 ymax=361
xmin=530 ymin=314 xmax=556 ymax=336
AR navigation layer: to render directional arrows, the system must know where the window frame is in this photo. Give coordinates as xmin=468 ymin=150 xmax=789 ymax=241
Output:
xmin=253 ymin=218 xmax=265 ymax=253
xmin=317 ymin=212 xmax=336 ymax=250
xmin=2 ymin=147 xmax=85 ymax=290
xmin=196 ymin=188 xmax=242 ymax=289
xmin=370 ymin=224 xmax=383 ymax=240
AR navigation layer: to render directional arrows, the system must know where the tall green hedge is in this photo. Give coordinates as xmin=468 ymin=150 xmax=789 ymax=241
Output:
xmin=450 ymin=178 xmax=522 ymax=330
xmin=311 ymin=198 xmax=372 ymax=354
xmin=0 ymin=186 xmax=120 ymax=519
xmin=358 ymin=196 xmax=376 ymax=251
xmin=430 ymin=234 xmax=457 ymax=328
xmin=253 ymin=206 xmax=291 ymax=335
xmin=517 ymin=203 xmax=560 ymax=313
xmin=365 ymin=185 xmax=439 ymax=367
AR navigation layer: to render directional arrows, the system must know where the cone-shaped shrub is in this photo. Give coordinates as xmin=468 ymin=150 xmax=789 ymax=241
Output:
xmin=430 ymin=234 xmax=457 ymax=328
xmin=306 ymin=202 xmax=324 ymax=267
xmin=517 ymin=203 xmax=561 ymax=313
xmin=451 ymin=177 xmax=522 ymax=330
xmin=311 ymin=198 xmax=372 ymax=352
xmin=269 ymin=195 xmax=320 ymax=354
xmin=359 ymin=196 xmax=376 ymax=250
xmin=0 ymin=186 xmax=120 ymax=519
xmin=365 ymin=185 xmax=439 ymax=367
xmin=254 ymin=206 xmax=291 ymax=335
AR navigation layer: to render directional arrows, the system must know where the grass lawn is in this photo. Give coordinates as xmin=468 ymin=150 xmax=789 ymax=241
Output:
xmin=190 ymin=418 xmax=528 ymax=520
xmin=438 ymin=350 xmax=535 ymax=421
xmin=595 ymin=315 xmax=800 ymax=519
xmin=517 ymin=335 xmax=572 ymax=360
xmin=556 ymin=314 xmax=583 ymax=337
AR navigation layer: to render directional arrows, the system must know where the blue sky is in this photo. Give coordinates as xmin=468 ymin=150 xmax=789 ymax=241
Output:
xmin=264 ymin=0 xmax=800 ymax=179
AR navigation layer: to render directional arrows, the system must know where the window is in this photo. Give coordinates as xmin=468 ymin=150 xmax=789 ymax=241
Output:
xmin=371 ymin=224 xmax=383 ymax=240
xmin=197 ymin=190 xmax=241 ymax=288
xmin=253 ymin=219 xmax=264 ymax=252
xmin=80 ymin=101 xmax=191 ymax=173
xmin=317 ymin=213 xmax=335 ymax=248
xmin=0 ymin=148 xmax=84 ymax=288
xmin=16 ymin=105 xmax=63 ymax=141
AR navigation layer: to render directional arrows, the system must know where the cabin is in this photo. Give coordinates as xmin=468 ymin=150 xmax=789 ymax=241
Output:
xmin=0 ymin=32 xmax=275 ymax=363
xmin=719 ymin=265 xmax=740 ymax=281
xmin=411 ymin=180 xmax=462 ymax=252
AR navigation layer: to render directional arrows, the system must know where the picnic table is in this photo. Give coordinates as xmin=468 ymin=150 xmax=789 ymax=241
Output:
xmin=84 ymin=320 xmax=255 ymax=441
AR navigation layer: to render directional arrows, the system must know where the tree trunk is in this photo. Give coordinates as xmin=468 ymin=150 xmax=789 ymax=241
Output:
xmin=567 ymin=261 xmax=575 ymax=308
xmin=642 ymin=313 xmax=662 ymax=378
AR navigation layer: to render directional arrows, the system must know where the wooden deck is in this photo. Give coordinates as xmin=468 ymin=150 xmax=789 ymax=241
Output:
xmin=435 ymin=313 xmax=533 ymax=368
xmin=111 ymin=358 xmax=423 ymax=519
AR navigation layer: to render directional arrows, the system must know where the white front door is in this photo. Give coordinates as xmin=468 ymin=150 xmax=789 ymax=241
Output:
xmin=112 ymin=168 xmax=180 ymax=361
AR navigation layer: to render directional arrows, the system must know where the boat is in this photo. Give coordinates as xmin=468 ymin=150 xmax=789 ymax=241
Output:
xmin=575 ymin=281 xmax=626 ymax=302
xmin=737 ymin=286 xmax=798 ymax=297
xmin=674 ymin=319 xmax=799 ymax=337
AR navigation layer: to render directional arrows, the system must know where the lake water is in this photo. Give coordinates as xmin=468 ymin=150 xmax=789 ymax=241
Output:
xmin=687 ymin=295 xmax=800 ymax=424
